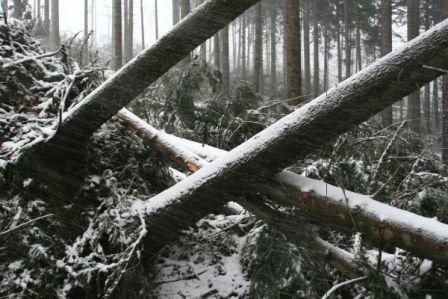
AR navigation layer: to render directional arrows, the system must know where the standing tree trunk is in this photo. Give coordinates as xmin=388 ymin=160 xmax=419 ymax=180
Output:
xmin=434 ymin=78 xmax=439 ymax=131
xmin=344 ymin=0 xmax=351 ymax=79
xmin=124 ymin=0 xmax=129 ymax=61
xmin=221 ymin=25 xmax=230 ymax=89
xmin=422 ymin=0 xmax=431 ymax=133
xmin=36 ymin=0 xmax=41 ymax=25
xmin=128 ymin=0 xmax=134 ymax=59
xmin=241 ymin=13 xmax=246 ymax=80
xmin=49 ymin=0 xmax=60 ymax=51
xmin=407 ymin=0 xmax=421 ymax=133
xmin=13 ymin=0 xmax=24 ymax=18
xmin=312 ymin=0 xmax=319 ymax=98
xmin=155 ymin=0 xmax=159 ymax=40
xmin=443 ymin=0 xmax=448 ymax=164
xmin=83 ymin=0 xmax=89 ymax=65
xmin=303 ymin=0 xmax=311 ymax=96
xmin=284 ymin=0 xmax=301 ymax=104
xmin=213 ymin=33 xmax=220 ymax=70
xmin=270 ymin=6 xmax=277 ymax=96
xmin=252 ymin=2 xmax=262 ymax=93
xmin=113 ymin=0 xmax=123 ymax=70
xmin=380 ymin=0 xmax=393 ymax=127
xmin=336 ymin=1 xmax=342 ymax=82
xmin=179 ymin=0 xmax=191 ymax=67
xmin=140 ymin=0 xmax=145 ymax=49
xmin=44 ymin=0 xmax=49 ymax=33
xmin=172 ymin=0 xmax=179 ymax=25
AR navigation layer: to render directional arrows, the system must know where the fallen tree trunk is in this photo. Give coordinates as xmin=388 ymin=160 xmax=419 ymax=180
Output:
xmin=116 ymin=109 xmax=448 ymax=265
xmin=16 ymin=0 xmax=261 ymax=208
xmin=125 ymin=20 xmax=448 ymax=264
xmin=115 ymin=109 xmax=363 ymax=277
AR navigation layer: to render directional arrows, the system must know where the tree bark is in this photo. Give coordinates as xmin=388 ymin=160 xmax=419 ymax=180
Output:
xmin=113 ymin=0 xmax=123 ymax=70
xmin=172 ymin=0 xmax=180 ymax=25
xmin=252 ymin=2 xmax=262 ymax=93
xmin=155 ymin=0 xmax=159 ymax=40
xmin=336 ymin=1 xmax=342 ymax=82
xmin=221 ymin=25 xmax=230 ymax=89
xmin=380 ymin=0 xmax=393 ymax=127
xmin=443 ymin=0 xmax=448 ymax=165
xmin=303 ymin=0 xmax=311 ymax=96
xmin=269 ymin=7 xmax=277 ymax=96
xmin=241 ymin=13 xmax=246 ymax=80
xmin=284 ymin=0 xmax=301 ymax=104
xmin=179 ymin=0 xmax=192 ymax=67
xmin=83 ymin=0 xmax=89 ymax=65
xmin=312 ymin=0 xmax=319 ymax=97
xmin=433 ymin=77 xmax=439 ymax=131
xmin=116 ymin=108 xmax=448 ymax=265
xmin=407 ymin=0 xmax=421 ymax=133
xmin=128 ymin=20 xmax=448 ymax=264
xmin=213 ymin=33 xmax=220 ymax=70
xmin=344 ymin=0 xmax=351 ymax=79
xmin=128 ymin=0 xmax=134 ymax=60
xmin=44 ymin=0 xmax=49 ymax=33
xmin=140 ymin=0 xmax=145 ymax=49
xmin=49 ymin=0 xmax=60 ymax=51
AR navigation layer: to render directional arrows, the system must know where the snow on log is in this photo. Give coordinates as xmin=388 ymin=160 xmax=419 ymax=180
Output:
xmin=19 ymin=0 xmax=261 ymax=206
xmin=130 ymin=20 xmax=448 ymax=264
xmin=115 ymin=110 xmax=363 ymax=276
xmin=119 ymin=110 xmax=448 ymax=265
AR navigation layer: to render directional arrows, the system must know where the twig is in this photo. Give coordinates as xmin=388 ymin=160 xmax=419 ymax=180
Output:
xmin=321 ymin=276 xmax=368 ymax=299
xmin=0 ymin=214 xmax=53 ymax=237
xmin=152 ymin=269 xmax=208 ymax=285
xmin=422 ymin=65 xmax=448 ymax=73
xmin=3 ymin=47 xmax=62 ymax=68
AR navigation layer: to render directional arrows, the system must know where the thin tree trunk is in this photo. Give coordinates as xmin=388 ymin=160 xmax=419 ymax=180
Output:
xmin=49 ymin=0 xmax=60 ymax=51
xmin=155 ymin=0 xmax=159 ymax=40
xmin=123 ymin=0 xmax=129 ymax=61
xmin=303 ymin=0 xmax=311 ymax=95
xmin=179 ymin=0 xmax=191 ymax=66
xmin=423 ymin=0 xmax=431 ymax=133
xmin=44 ymin=0 xmax=49 ymax=32
xmin=312 ymin=0 xmax=319 ymax=97
xmin=323 ymin=20 xmax=329 ymax=92
xmin=213 ymin=33 xmax=220 ymax=69
xmin=140 ymin=0 xmax=145 ymax=49
xmin=128 ymin=0 xmax=134 ymax=58
xmin=172 ymin=0 xmax=179 ymax=25
xmin=252 ymin=2 xmax=262 ymax=93
xmin=284 ymin=0 xmax=301 ymax=104
xmin=407 ymin=0 xmax=421 ymax=133
xmin=380 ymin=0 xmax=393 ymax=127
xmin=344 ymin=0 xmax=351 ymax=79
xmin=270 ymin=7 xmax=277 ymax=97
xmin=241 ymin=13 xmax=246 ymax=80
xmin=83 ymin=0 xmax=89 ymax=65
xmin=433 ymin=77 xmax=439 ymax=131
xmin=221 ymin=25 xmax=230 ymax=89
xmin=443 ymin=0 xmax=448 ymax=164
xmin=37 ymin=0 xmax=41 ymax=25
xmin=355 ymin=22 xmax=361 ymax=72
xmin=336 ymin=1 xmax=342 ymax=82
xmin=113 ymin=0 xmax=123 ymax=70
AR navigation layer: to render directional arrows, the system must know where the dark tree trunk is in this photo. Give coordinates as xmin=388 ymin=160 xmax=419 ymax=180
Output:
xmin=83 ymin=0 xmax=89 ymax=65
xmin=407 ymin=0 xmax=421 ymax=133
xmin=344 ymin=0 xmax=351 ymax=79
xmin=423 ymin=0 xmax=431 ymax=133
xmin=284 ymin=0 xmax=301 ymax=104
xmin=252 ymin=2 xmax=262 ymax=93
xmin=303 ymin=0 xmax=311 ymax=95
xmin=312 ymin=0 xmax=319 ymax=97
xmin=128 ymin=0 xmax=134 ymax=59
xmin=241 ymin=14 xmax=246 ymax=80
xmin=221 ymin=25 xmax=230 ymax=89
xmin=180 ymin=0 xmax=192 ymax=66
xmin=140 ymin=0 xmax=145 ymax=49
xmin=44 ymin=0 xmax=49 ymax=32
xmin=113 ymin=0 xmax=122 ymax=70
xmin=336 ymin=1 xmax=342 ymax=82
xmin=213 ymin=33 xmax=220 ymax=69
xmin=443 ymin=0 xmax=448 ymax=164
xmin=433 ymin=77 xmax=439 ymax=131
xmin=13 ymin=0 xmax=25 ymax=19
xmin=380 ymin=0 xmax=393 ymax=127
xmin=270 ymin=6 xmax=277 ymax=96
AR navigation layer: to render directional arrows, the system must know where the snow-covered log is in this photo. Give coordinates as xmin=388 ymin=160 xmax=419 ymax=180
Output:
xmin=118 ymin=109 xmax=448 ymax=265
xmin=17 ymin=0 xmax=261 ymax=205
xmin=130 ymin=20 xmax=448 ymax=264
xmin=115 ymin=109 xmax=363 ymax=276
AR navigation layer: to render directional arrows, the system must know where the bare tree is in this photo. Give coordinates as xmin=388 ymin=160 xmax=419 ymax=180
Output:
xmin=155 ymin=0 xmax=159 ymax=39
xmin=443 ymin=0 xmax=448 ymax=164
xmin=303 ymin=0 xmax=311 ymax=96
xmin=221 ymin=25 xmax=230 ymax=89
xmin=140 ymin=0 xmax=145 ymax=49
xmin=269 ymin=4 xmax=277 ymax=96
xmin=312 ymin=0 xmax=319 ymax=97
